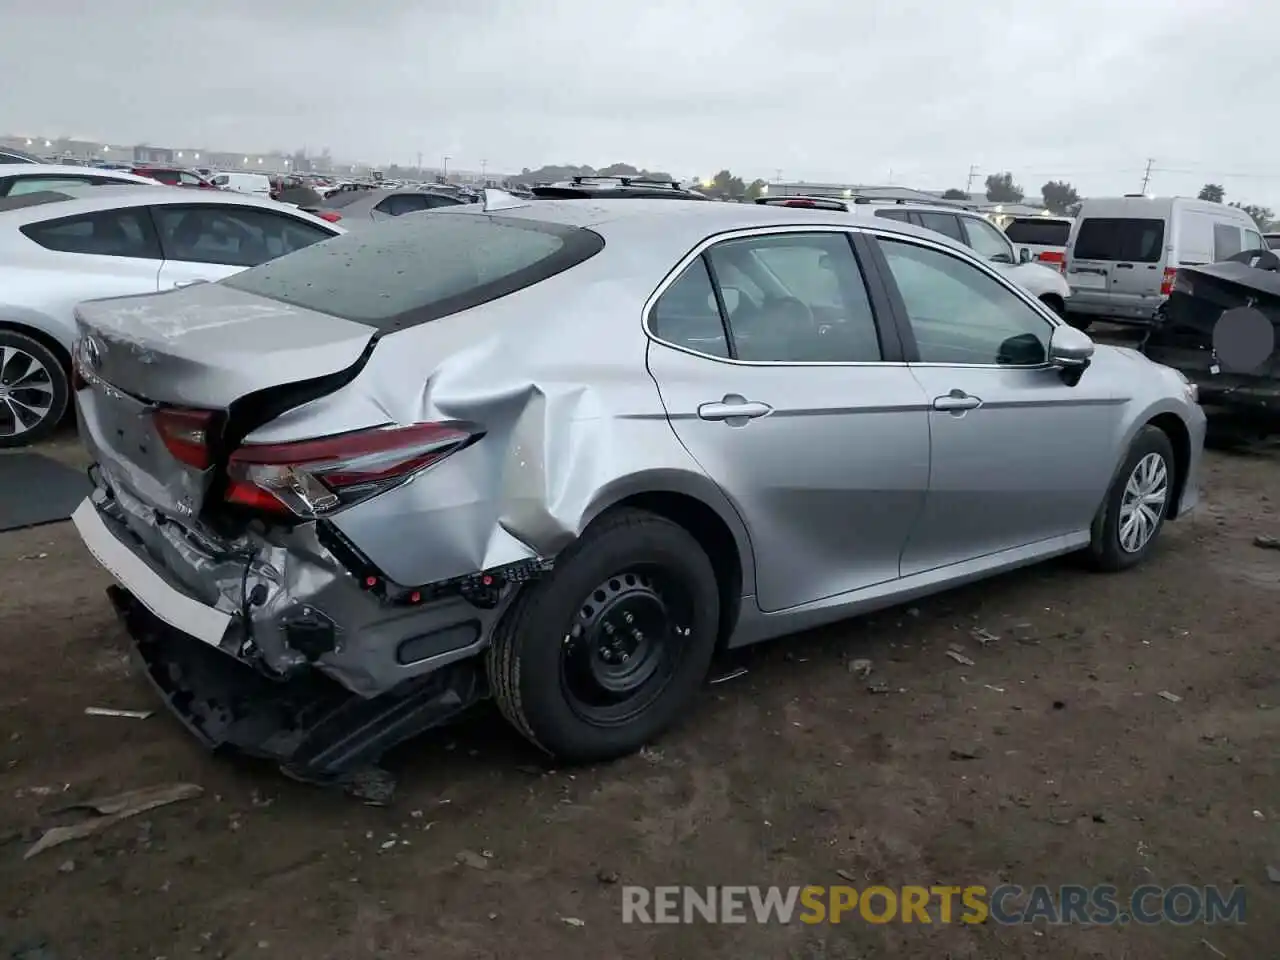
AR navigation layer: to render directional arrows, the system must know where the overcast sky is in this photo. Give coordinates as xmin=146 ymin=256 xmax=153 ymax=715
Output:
xmin=4 ymin=0 xmax=1277 ymax=204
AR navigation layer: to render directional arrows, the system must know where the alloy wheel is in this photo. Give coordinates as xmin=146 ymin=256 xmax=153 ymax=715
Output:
xmin=0 ymin=345 xmax=56 ymax=440
xmin=1118 ymin=452 xmax=1168 ymax=553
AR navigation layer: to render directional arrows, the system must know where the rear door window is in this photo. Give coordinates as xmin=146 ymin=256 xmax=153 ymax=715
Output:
xmin=874 ymin=209 xmax=913 ymax=224
xmin=4 ymin=175 xmax=99 ymax=196
xmin=1073 ymin=217 xmax=1164 ymax=262
xmin=1004 ymin=218 xmax=1071 ymax=246
xmin=915 ymin=211 xmax=965 ymax=243
xmin=648 ymin=258 xmax=729 ymax=358
xmin=221 ymin=211 xmax=605 ymax=331
xmin=1212 ymin=222 xmax=1242 ymax=261
xmin=153 ymin=205 xmax=334 ymax=267
xmin=21 ymin=209 xmax=162 ymax=259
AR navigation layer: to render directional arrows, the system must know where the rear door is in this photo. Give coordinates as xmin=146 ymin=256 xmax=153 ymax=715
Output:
xmin=152 ymin=204 xmax=336 ymax=287
xmin=1069 ymin=216 xmax=1166 ymax=304
xmin=646 ymin=227 xmax=931 ymax=612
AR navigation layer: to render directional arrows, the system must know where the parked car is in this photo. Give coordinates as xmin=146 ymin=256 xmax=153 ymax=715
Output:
xmin=67 ymin=196 xmax=1204 ymax=787
xmin=1063 ymin=196 xmax=1267 ymax=328
xmin=132 ymin=166 xmax=217 ymax=189
xmin=301 ymin=187 xmax=466 ymax=225
xmin=533 ymin=176 xmax=709 ymax=200
xmin=1003 ymin=215 xmax=1073 ymax=269
xmin=1142 ymin=248 xmax=1279 ymax=440
xmin=1 ymin=163 xmax=158 ymax=197
xmin=0 ymin=147 xmax=43 ymax=164
xmin=211 ymin=172 xmax=273 ymax=199
xmin=757 ymin=197 xmax=1074 ymax=318
xmin=0 ymin=185 xmax=342 ymax=446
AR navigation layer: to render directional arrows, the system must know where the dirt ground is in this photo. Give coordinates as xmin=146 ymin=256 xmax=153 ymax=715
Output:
xmin=1 ymin=431 xmax=1278 ymax=960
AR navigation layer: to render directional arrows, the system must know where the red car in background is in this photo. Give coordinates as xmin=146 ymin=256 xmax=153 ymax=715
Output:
xmin=131 ymin=166 xmax=218 ymax=189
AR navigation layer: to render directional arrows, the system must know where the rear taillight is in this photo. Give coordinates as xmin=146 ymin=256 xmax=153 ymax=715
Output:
xmin=1037 ymin=251 xmax=1064 ymax=264
xmin=1160 ymin=267 xmax=1178 ymax=297
xmin=316 ymin=210 xmax=342 ymax=223
xmin=153 ymin=408 xmax=218 ymax=469
xmin=225 ymin=422 xmax=477 ymax=517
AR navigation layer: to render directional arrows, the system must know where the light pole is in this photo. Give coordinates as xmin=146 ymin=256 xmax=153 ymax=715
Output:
xmin=442 ymin=156 xmax=450 ymax=180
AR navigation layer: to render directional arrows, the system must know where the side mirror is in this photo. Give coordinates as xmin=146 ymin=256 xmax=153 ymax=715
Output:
xmin=1048 ymin=324 xmax=1094 ymax=385
xmin=1019 ymin=247 xmax=1032 ymax=264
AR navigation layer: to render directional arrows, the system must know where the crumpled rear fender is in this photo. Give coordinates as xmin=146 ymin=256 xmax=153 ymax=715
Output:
xmin=246 ymin=275 xmax=756 ymax=595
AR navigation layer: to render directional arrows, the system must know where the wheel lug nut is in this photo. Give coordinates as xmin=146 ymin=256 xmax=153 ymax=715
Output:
xmin=624 ymin=612 xmax=634 ymax=624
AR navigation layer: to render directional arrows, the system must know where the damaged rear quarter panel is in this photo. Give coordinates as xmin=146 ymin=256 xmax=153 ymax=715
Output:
xmin=243 ymin=247 xmax=753 ymax=592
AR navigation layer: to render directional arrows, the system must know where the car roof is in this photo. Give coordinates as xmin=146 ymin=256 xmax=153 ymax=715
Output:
xmin=442 ymin=196 xmax=972 ymax=259
xmin=0 ymin=184 xmax=345 ymax=229
xmin=0 ymin=163 xmax=158 ymax=183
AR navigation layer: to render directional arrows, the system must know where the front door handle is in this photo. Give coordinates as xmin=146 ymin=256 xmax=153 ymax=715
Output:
xmin=697 ymin=396 xmax=773 ymax=422
xmin=933 ymin=391 xmax=982 ymax=412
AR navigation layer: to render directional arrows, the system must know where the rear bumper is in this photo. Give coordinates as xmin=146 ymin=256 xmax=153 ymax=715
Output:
xmin=112 ymin=585 xmax=484 ymax=786
xmin=72 ymin=473 xmax=521 ymax=698
xmin=1067 ymin=291 xmax=1162 ymax=324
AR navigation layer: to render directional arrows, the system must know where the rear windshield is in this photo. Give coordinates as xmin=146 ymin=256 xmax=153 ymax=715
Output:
xmin=1004 ymin=218 xmax=1071 ymax=246
xmin=1073 ymin=217 xmax=1165 ymax=263
xmin=221 ymin=211 xmax=604 ymax=331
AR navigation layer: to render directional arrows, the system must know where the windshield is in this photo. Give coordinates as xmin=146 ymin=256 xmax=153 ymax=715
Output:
xmin=221 ymin=211 xmax=604 ymax=331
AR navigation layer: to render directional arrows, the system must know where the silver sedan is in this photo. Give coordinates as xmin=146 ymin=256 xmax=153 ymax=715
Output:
xmin=69 ymin=195 xmax=1205 ymax=785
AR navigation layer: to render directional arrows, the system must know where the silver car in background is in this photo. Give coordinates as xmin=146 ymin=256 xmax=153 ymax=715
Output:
xmin=69 ymin=196 xmax=1205 ymax=789
xmin=0 ymin=185 xmax=342 ymax=445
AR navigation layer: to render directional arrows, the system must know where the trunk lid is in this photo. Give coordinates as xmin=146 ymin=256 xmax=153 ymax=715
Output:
xmin=74 ymin=283 xmax=378 ymax=521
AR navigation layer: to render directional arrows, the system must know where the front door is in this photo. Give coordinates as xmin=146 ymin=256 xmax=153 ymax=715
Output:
xmin=646 ymin=228 xmax=931 ymax=612
xmin=871 ymin=233 xmax=1125 ymax=576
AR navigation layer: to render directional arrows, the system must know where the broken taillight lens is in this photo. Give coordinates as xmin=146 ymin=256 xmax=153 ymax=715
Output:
xmin=1160 ymin=267 xmax=1178 ymax=297
xmin=225 ymin=422 xmax=477 ymax=517
xmin=153 ymin=408 xmax=218 ymax=469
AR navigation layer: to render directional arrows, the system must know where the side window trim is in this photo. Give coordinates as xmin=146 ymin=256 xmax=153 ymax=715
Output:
xmin=699 ymin=251 xmax=739 ymax=360
xmin=643 ymin=226 xmax=901 ymax=365
xmin=863 ymin=229 xmax=1058 ymax=367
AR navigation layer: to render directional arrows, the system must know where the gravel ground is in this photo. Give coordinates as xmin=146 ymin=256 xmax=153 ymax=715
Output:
xmin=0 ymin=434 xmax=1277 ymax=960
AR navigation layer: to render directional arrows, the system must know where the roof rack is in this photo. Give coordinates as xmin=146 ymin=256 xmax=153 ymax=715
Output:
xmin=755 ymin=196 xmax=850 ymax=211
xmin=570 ymin=175 xmax=683 ymax=190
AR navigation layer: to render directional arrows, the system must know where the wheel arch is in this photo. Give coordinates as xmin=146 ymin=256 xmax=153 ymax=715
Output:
xmin=1145 ymin=411 xmax=1192 ymax=519
xmin=0 ymin=316 xmax=73 ymax=376
xmin=581 ymin=469 xmax=755 ymax=649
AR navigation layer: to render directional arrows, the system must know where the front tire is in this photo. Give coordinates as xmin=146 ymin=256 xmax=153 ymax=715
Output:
xmin=0 ymin=330 xmax=68 ymax=448
xmin=1086 ymin=425 xmax=1175 ymax=571
xmin=487 ymin=508 xmax=720 ymax=762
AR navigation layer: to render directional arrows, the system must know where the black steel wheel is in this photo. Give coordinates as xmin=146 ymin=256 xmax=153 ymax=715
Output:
xmin=488 ymin=508 xmax=720 ymax=762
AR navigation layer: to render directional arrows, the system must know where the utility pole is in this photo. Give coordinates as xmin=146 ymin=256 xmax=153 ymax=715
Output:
xmin=480 ymin=158 xmax=487 ymax=182
xmin=416 ymin=151 xmax=422 ymax=173
xmin=442 ymin=155 xmax=450 ymax=180
xmin=1140 ymin=158 xmax=1155 ymax=194
xmin=774 ymin=168 xmax=782 ymax=183
xmin=966 ymin=164 xmax=979 ymax=195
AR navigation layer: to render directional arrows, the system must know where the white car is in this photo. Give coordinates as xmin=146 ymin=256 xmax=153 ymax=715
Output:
xmin=0 ymin=163 xmax=159 ymax=198
xmin=0 ymin=185 xmax=343 ymax=447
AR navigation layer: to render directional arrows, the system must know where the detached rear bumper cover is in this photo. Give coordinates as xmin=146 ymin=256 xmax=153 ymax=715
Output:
xmin=111 ymin=585 xmax=484 ymax=780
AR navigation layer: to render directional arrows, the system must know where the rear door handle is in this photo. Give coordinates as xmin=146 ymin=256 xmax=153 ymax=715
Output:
xmin=1115 ymin=263 xmax=1135 ymax=269
xmin=697 ymin=397 xmax=773 ymax=421
xmin=933 ymin=392 xmax=982 ymax=412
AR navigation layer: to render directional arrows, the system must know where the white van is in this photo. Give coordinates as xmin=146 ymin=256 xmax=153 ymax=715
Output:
xmin=1063 ymin=196 xmax=1266 ymax=326
xmin=212 ymin=172 xmax=272 ymax=198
